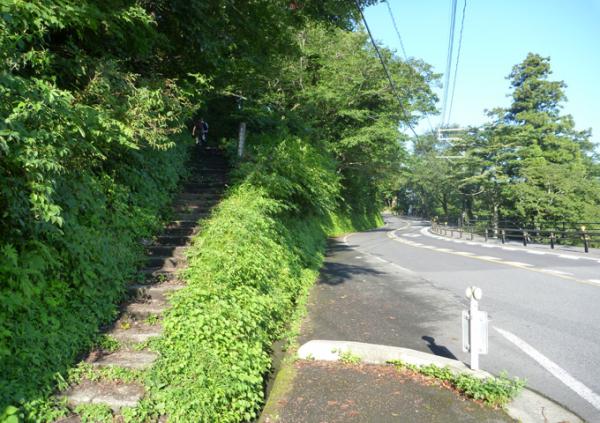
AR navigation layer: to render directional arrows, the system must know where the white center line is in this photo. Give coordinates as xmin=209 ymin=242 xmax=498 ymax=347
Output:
xmin=476 ymin=256 xmax=502 ymax=261
xmin=494 ymin=327 xmax=600 ymax=411
xmin=587 ymin=279 xmax=600 ymax=285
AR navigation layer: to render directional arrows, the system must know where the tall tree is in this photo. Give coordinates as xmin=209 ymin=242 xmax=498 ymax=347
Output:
xmin=488 ymin=53 xmax=599 ymax=224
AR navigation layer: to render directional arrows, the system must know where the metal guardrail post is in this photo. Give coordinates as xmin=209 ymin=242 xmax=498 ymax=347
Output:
xmin=523 ymin=231 xmax=528 ymax=246
xmin=484 ymin=228 xmax=488 ymax=242
xmin=581 ymin=226 xmax=589 ymax=253
xmin=550 ymin=232 xmax=555 ymax=249
xmin=501 ymin=230 xmax=506 ymax=244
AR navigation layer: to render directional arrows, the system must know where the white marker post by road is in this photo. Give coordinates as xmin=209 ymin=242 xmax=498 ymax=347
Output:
xmin=462 ymin=286 xmax=488 ymax=370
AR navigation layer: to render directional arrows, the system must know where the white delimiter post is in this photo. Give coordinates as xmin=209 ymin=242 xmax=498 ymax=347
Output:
xmin=238 ymin=122 xmax=246 ymax=158
xmin=469 ymin=290 xmax=481 ymax=370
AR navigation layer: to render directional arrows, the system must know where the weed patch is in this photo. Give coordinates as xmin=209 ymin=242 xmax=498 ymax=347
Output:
xmin=390 ymin=360 xmax=525 ymax=407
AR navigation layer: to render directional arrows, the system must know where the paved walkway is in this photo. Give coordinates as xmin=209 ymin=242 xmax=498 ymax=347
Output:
xmin=268 ymin=361 xmax=510 ymax=423
xmin=261 ymin=238 xmax=514 ymax=422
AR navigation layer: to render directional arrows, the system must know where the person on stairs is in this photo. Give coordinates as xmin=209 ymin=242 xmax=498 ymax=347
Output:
xmin=192 ymin=117 xmax=209 ymax=147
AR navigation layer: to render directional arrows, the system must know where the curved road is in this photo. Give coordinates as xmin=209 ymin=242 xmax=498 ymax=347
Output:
xmin=343 ymin=215 xmax=600 ymax=422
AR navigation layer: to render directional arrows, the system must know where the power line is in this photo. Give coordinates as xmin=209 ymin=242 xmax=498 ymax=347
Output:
xmin=440 ymin=0 xmax=458 ymax=127
xmin=384 ymin=0 xmax=408 ymax=60
xmin=354 ymin=0 xmax=419 ymax=139
xmin=384 ymin=0 xmax=435 ymax=134
xmin=446 ymin=0 xmax=467 ymax=125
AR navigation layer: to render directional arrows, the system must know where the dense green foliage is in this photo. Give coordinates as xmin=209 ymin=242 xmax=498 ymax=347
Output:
xmin=1 ymin=0 xmax=438 ymax=419
xmin=0 ymin=0 xmax=194 ymax=412
xmin=398 ymin=53 xmax=600 ymax=228
xmin=147 ymin=185 xmax=327 ymax=422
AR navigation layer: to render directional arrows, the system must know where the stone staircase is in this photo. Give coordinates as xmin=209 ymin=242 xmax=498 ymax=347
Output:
xmin=58 ymin=147 xmax=228 ymax=420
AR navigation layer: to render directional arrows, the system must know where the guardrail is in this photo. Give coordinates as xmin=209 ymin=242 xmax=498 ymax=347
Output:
xmin=430 ymin=221 xmax=600 ymax=253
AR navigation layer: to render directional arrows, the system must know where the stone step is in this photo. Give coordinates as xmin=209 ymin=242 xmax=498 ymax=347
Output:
xmin=172 ymin=203 xmax=213 ymax=214
xmin=55 ymin=415 xmax=81 ymax=423
xmin=173 ymin=198 xmax=219 ymax=207
xmin=144 ymin=256 xmax=185 ymax=271
xmin=153 ymin=235 xmax=192 ymax=246
xmin=189 ymin=176 xmax=229 ymax=184
xmin=182 ymin=182 xmax=227 ymax=190
xmin=189 ymin=168 xmax=228 ymax=173
xmin=128 ymin=282 xmax=185 ymax=302
xmin=172 ymin=212 xmax=210 ymax=222
xmin=64 ymin=380 xmax=145 ymax=411
xmin=91 ymin=350 xmax=158 ymax=370
xmin=139 ymin=267 xmax=179 ymax=282
xmin=146 ymin=245 xmax=187 ymax=257
xmin=164 ymin=220 xmax=196 ymax=229
xmin=177 ymin=192 xmax=222 ymax=201
xmin=124 ymin=300 xmax=167 ymax=320
xmin=109 ymin=323 xmax=162 ymax=347
xmin=161 ymin=226 xmax=198 ymax=237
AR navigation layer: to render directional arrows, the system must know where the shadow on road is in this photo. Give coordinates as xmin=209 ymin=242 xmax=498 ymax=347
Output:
xmin=318 ymin=261 xmax=385 ymax=286
xmin=422 ymin=335 xmax=458 ymax=360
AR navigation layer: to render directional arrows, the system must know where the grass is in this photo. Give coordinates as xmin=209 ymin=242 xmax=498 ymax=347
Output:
xmin=336 ymin=349 xmax=362 ymax=365
xmin=390 ymin=360 xmax=525 ymax=407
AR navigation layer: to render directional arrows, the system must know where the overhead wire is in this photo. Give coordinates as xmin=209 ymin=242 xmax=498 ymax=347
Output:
xmin=354 ymin=0 xmax=419 ymax=139
xmin=384 ymin=0 xmax=408 ymax=60
xmin=440 ymin=0 xmax=458 ymax=127
xmin=446 ymin=0 xmax=467 ymax=125
xmin=384 ymin=0 xmax=435 ymax=134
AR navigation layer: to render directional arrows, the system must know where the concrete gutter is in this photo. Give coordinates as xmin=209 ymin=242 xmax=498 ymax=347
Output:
xmin=298 ymin=340 xmax=583 ymax=423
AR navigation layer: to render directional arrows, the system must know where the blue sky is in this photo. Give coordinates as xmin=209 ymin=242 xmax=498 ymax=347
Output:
xmin=364 ymin=0 xmax=600 ymax=145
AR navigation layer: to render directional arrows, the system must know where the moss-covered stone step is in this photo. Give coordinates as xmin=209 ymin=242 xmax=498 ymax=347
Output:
xmin=108 ymin=319 xmax=161 ymax=347
xmin=124 ymin=301 xmax=167 ymax=320
xmin=63 ymin=380 xmax=145 ymax=411
xmin=128 ymin=282 xmax=185 ymax=302
xmin=146 ymin=245 xmax=187 ymax=258
xmin=91 ymin=350 xmax=158 ymax=370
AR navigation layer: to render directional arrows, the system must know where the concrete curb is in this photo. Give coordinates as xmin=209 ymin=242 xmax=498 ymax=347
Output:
xmin=298 ymin=340 xmax=583 ymax=423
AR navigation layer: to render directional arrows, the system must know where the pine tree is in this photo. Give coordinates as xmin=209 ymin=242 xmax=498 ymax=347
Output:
xmin=489 ymin=53 xmax=599 ymax=225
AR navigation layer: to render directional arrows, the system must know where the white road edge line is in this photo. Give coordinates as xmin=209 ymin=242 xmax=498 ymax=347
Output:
xmin=419 ymin=225 xmax=597 ymax=261
xmin=542 ymin=269 xmax=574 ymax=276
xmin=503 ymin=261 xmax=533 ymax=267
xmin=558 ymin=254 xmax=580 ymax=260
xmin=494 ymin=326 xmax=600 ymax=411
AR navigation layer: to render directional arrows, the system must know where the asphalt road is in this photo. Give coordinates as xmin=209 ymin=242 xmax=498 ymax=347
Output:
xmin=308 ymin=215 xmax=600 ymax=422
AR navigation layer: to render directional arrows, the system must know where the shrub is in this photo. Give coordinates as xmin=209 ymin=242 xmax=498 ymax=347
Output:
xmin=144 ymin=185 xmax=327 ymax=421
